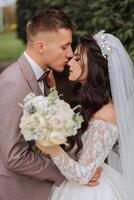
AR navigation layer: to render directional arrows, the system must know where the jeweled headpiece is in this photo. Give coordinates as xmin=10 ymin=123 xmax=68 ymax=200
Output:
xmin=93 ymin=30 xmax=115 ymax=58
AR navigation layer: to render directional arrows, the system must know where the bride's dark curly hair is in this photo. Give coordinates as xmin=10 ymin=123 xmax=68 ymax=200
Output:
xmin=65 ymin=34 xmax=118 ymax=157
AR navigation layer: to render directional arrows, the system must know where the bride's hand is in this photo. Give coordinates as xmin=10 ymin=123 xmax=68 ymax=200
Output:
xmin=36 ymin=141 xmax=62 ymax=157
xmin=86 ymin=167 xmax=102 ymax=187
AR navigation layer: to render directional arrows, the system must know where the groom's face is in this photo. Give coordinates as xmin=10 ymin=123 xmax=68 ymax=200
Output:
xmin=43 ymin=28 xmax=73 ymax=72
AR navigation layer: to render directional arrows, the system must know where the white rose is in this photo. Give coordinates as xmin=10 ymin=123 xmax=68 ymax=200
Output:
xmin=49 ymin=115 xmax=64 ymax=130
xmin=39 ymin=136 xmax=54 ymax=147
xmin=33 ymin=96 xmax=47 ymax=112
xmin=24 ymin=93 xmax=35 ymax=103
xmin=49 ymin=131 xmax=66 ymax=145
xmin=56 ymin=101 xmax=74 ymax=120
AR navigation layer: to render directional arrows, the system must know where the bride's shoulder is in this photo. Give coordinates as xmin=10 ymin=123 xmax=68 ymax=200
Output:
xmin=92 ymin=102 xmax=117 ymax=125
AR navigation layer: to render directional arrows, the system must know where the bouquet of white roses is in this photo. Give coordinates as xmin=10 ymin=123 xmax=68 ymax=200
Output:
xmin=19 ymin=89 xmax=83 ymax=147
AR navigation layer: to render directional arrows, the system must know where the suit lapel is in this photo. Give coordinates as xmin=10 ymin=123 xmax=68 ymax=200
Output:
xmin=17 ymin=54 xmax=43 ymax=96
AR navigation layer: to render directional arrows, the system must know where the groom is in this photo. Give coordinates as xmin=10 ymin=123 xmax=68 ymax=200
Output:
xmin=0 ymin=9 xmax=101 ymax=200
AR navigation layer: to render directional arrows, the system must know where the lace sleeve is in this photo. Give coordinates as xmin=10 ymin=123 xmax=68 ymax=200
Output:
xmin=51 ymin=120 xmax=118 ymax=185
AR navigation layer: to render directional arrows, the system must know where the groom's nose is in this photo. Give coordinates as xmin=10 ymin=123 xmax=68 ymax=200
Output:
xmin=66 ymin=46 xmax=74 ymax=59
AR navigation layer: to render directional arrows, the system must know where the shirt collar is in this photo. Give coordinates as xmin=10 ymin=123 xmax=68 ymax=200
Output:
xmin=24 ymin=51 xmax=44 ymax=80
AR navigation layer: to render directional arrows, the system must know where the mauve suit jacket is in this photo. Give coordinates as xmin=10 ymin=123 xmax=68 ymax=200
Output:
xmin=0 ymin=54 xmax=64 ymax=200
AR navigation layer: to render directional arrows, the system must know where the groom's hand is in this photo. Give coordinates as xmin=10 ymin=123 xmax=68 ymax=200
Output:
xmin=86 ymin=167 xmax=102 ymax=187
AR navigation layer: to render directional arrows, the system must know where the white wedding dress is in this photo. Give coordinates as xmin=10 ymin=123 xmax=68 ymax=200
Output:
xmin=49 ymin=119 xmax=130 ymax=200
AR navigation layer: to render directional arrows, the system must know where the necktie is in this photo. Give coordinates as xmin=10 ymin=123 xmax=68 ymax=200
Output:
xmin=38 ymin=69 xmax=51 ymax=96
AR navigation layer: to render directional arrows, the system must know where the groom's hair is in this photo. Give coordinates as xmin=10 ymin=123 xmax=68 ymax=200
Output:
xmin=26 ymin=9 xmax=77 ymax=43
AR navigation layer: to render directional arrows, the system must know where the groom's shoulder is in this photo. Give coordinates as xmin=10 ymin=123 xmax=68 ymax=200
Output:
xmin=0 ymin=57 xmax=28 ymax=93
xmin=1 ymin=54 xmax=25 ymax=75
xmin=0 ymin=54 xmax=28 ymax=81
xmin=0 ymin=63 xmax=21 ymax=87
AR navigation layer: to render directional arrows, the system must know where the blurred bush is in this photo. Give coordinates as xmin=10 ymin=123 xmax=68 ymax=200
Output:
xmin=10 ymin=23 xmax=17 ymax=30
xmin=4 ymin=23 xmax=17 ymax=31
xmin=16 ymin=0 xmax=134 ymax=61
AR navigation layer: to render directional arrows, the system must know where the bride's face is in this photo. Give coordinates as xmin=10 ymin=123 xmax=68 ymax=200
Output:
xmin=68 ymin=46 xmax=88 ymax=82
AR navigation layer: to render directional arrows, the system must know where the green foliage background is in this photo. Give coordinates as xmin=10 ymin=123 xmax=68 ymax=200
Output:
xmin=16 ymin=0 xmax=134 ymax=61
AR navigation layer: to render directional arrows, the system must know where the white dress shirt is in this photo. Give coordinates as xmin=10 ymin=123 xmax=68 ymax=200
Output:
xmin=24 ymin=52 xmax=45 ymax=94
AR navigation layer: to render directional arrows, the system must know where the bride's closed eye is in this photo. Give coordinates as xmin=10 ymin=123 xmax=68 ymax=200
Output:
xmin=74 ymin=54 xmax=80 ymax=62
xmin=75 ymin=57 xmax=80 ymax=62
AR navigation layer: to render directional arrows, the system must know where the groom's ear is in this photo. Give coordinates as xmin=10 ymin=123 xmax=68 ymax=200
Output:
xmin=35 ymin=40 xmax=46 ymax=54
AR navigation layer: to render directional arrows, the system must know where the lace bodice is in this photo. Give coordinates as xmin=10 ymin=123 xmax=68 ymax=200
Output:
xmin=51 ymin=119 xmax=118 ymax=185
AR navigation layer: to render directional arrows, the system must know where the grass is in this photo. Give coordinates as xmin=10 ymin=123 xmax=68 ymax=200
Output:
xmin=0 ymin=31 xmax=26 ymax=61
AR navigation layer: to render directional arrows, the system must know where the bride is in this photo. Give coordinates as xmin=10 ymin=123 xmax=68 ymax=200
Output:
xmin=36 ymin=30 xmax=134 ymax=199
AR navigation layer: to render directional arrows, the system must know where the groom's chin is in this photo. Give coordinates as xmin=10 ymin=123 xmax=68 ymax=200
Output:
xmin=55 ymin=67 xmax=65 ymax=73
